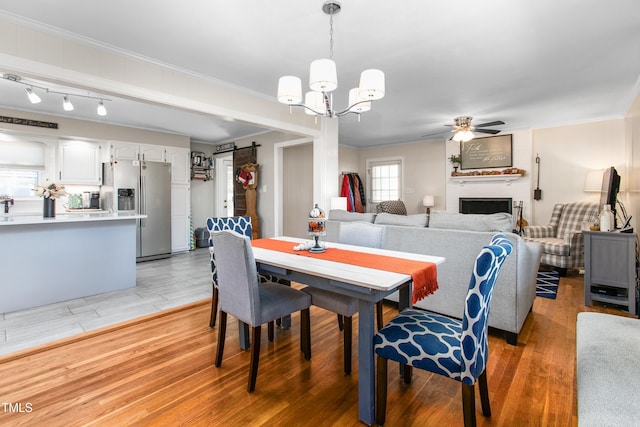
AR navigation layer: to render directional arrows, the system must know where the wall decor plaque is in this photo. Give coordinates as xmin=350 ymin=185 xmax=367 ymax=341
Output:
xmin=460 ymin=134 xmax=512 ymax=170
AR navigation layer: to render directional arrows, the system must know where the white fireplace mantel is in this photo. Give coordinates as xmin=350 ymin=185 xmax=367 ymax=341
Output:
xmin=449 ymin=174 xmax=522 ymax=186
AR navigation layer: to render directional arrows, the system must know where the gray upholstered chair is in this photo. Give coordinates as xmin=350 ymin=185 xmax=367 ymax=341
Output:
xmin=301 ymin=221 xmax=386 ymax=374
xmin=522 ymin=202 xmax=599 ymax=275
xmin=211 ymin=230 xmax=312 ymax=392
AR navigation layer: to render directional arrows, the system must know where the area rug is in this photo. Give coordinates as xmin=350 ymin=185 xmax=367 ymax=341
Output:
xmin=536 ymin=270 xmax=559 ymax=299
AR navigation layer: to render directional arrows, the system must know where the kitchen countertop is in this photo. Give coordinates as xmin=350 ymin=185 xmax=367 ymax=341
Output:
xmin=0 ymin=211 xmax=147 ymax=226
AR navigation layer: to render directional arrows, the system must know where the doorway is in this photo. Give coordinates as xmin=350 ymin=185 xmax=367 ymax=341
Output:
xmin=215 ymin=155 xmax=234 ymax=217
xmin=283 ymin=143 xmax=313 ymax=238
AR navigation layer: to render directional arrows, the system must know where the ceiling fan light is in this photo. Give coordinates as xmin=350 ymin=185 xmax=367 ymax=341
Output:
xmin=348 ymin=88 xmax=371 ymax=112
xmin=25 ymin=87 xmax=41 ymax=104
xmin=97 ymin=100 xmax=107 ymax=116
xmin=358 ymin=69 xmax=385 ymax=100
xmin=304 ymin=91 xmax=326 ymax=115
xmin=277 ymin=76 xmax=303 ymax=104
xmin=453 ymin=130 xmax=474 ymax=142
xmin=63 ymin=95 xmax=74 ymax=111
xmin=309 ymin=59 xmax=338 ymax=92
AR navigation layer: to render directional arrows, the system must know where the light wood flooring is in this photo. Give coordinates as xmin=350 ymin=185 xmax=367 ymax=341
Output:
xmin=0 ymin=257 xmax=633 ymax=426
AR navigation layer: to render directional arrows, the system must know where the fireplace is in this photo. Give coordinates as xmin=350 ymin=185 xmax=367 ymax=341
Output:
xmin=459 ymin=198 xmax=512 ymax=214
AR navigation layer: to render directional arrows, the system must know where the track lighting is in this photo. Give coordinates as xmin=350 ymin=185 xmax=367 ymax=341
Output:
xmin=25 ymin=87 xmax=41 ymax=104
xmin=97 ymin=100 xmax=107 ymax=116
xmin=63 ymin=96 xmax=74 ymax=111
xmin=3 ymin=73 xmax=111 ymax=117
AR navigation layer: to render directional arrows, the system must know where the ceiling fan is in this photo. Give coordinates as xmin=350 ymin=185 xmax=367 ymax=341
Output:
xmin=422 ymin=116 xmax=505 ymax=141
xmin=447 ymin=116 xmax=505 ymax=142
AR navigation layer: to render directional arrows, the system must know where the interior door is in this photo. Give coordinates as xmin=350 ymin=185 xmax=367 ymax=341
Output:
xmin=283 ymin=143 xmax=313 ymax=238
xmin=215 ymin=155 xmax=234 ymax=217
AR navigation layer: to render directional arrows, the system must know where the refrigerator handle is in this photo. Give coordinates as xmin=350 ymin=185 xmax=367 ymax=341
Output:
xmin=140 ymin=174 xmax=146 ymax=225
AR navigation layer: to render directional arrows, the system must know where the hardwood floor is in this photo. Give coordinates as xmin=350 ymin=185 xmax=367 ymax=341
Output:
xmin=0 ymin=271 xmax=632 ymax=426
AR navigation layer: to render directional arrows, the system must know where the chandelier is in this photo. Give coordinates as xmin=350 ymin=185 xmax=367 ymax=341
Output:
xmin=277 ymin=1 xmax=385 ymax=119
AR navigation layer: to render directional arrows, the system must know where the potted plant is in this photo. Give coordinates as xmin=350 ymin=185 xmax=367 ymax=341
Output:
xmin=449 ymin=154 xmax=461 ymax=173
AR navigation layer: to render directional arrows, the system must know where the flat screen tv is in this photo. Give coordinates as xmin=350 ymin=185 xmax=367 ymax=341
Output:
xmin=600 ymin=166 xmax=621 ymax=228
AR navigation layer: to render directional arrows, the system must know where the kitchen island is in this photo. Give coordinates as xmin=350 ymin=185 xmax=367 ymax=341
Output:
xmin=0 ymin=212 xmax=147 ymax=313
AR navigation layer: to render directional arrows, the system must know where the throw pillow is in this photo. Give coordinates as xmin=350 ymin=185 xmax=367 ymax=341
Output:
xmin=374 ymin=212 xmax=428 ymax=227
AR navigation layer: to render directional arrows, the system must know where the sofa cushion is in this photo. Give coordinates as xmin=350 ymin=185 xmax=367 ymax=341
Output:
xmin=328 ymin=210 xmax=376 ymax=223
xmin=374 ymin=212 xmax=427 ymax=227
xmin=429 ymin=211 xmax=513 ymax=232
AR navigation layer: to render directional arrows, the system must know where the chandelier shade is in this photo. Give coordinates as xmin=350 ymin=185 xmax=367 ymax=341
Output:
xmin=309 ymin=59 xmax=338 ymax=92
xmin=452 ymin=130 xmax=475 ymax=143
xmin=358 ymin=69 xmax=385 ymax=100
xmin=304 ymin=91 xmax=326 ymax=115
xmin=348 ymin=88 xmax=371 ymax=112
xmin=277 ymin=76 xmax=303 ymax=104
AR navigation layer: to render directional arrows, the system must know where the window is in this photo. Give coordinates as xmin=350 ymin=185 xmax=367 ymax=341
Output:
xmin=0 ymin=170 xmax=40 ymax=197
xmin=0 ymin=139 xmax=48 ymax=198
xmin=368 ymin=159 xmax=402 ymax=203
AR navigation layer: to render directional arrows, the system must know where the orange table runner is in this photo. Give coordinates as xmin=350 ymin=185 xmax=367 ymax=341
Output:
xmin=251 ymin=238 xmax=438 ymax=303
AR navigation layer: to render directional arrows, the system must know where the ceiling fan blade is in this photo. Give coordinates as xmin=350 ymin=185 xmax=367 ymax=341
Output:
xmin=475 ymin=120 xmax=505 ymax=128
xmin=475 ymin=128 xmax=501 ymax=134
xmin=421 ymin=130 xmax=450 ymax=138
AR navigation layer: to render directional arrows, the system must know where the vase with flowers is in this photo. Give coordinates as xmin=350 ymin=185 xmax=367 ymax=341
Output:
xmin=34 ymin=181 xmax=67 ymax=218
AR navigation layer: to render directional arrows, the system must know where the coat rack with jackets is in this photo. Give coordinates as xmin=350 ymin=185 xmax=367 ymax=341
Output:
xmin=340 ymin=172 xmax=366 ymax=213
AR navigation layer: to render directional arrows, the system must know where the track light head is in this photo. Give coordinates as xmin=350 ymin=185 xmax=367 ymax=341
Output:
xmin=25 ymin=87 xmax=41 ymax=104
xmin=97 ymin=100 xmax=107 ymax=116
xmin=63 ymin=96 xmax=74 ymax=111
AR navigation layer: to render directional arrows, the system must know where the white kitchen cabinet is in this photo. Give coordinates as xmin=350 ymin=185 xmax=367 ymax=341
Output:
xmin=108 ymin=142 xmax=167 ymax=162
xmin=58 ymin=140 xmax=102 ymax=185
xmin=140 ymin=144 xmax=166 ymax=162
xmin=171 ymin=183 xmax=191 ymax=252
xmin=167 ymin=147 xmax=190 ymax=184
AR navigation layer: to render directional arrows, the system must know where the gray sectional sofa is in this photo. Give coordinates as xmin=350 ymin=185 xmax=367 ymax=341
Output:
xmin=325 ymin=210 xmax=543 ymax=345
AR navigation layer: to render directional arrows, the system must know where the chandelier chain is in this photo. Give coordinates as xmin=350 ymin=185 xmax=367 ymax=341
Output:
xmin=329 ymin=13 xmax=334 ymax=60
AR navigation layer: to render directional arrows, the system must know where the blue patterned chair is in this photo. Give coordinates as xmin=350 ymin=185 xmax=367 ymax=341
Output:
xmin=207 ymin=216 xmax=290 ymax=330
xmin=374 ymin=233 xmax=513 ymax=427
xmin=210 ymin=230 xmax=311 ymax=392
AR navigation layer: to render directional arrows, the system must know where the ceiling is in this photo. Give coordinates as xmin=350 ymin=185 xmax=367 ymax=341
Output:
xmin=0 ymin=1 xmax=639 ymax=149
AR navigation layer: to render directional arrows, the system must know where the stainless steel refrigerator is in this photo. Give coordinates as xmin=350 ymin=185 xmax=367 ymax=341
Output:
xmin=101 ymin=160 xmax=172 ymax=261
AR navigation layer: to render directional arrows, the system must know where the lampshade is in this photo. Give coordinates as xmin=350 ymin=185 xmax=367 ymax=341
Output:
xmin=584 ymin=169 xmax=604 ymax=192
xmin=25 ymin=87 xmax=41 ymax=104
xmin=330 ymin=196 xmax=348 ymax=211
xmin=304 ymin=91 xmax=326 ymax=115
xmin=63 ymin=96 xmax=74 ymax=111
xmin=277 ymin=76 xmax=302 ymax=104
xmin=348 ymin=88 xmax=371 ymax=113
xmin=422 ymin=195 xmax=435 ymax=207
xmin=358 ymin=69 xmax=385 ymax=100
xmin=309 ymin=59 xmax=338 ymax=92
xmin=97 ymin=100 xmax=107 ymax=116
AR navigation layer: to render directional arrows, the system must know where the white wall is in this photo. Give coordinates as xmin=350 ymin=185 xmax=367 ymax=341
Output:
xmin=445 ymin=129 xmax=534 ymax=221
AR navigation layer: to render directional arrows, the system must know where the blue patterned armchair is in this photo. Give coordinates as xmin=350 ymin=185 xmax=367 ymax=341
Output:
xmin=374 ymin=233 xmax=513 ymax=427
xmin=522 ymin=202 xmax=599 ymax=275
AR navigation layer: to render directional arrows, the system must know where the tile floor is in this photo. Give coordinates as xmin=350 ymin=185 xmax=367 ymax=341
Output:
xmin=0 ymin=248 xmax=212 ymax=356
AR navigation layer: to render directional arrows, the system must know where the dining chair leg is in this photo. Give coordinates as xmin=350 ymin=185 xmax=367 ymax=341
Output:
xmin=478 ymin=369 xmax=491 ymax=417
xmin=337 ymin=314 xmax=344 ymax=331
xmin=376 ymin=302 xmax=383 ymax=330
xmin=343 ymin=316 xmax=352 ymax=374
xmin=248 ymin=325 xmax=261 ymax=392
xmin=403 ymin=364 xmax=413 ymax=385
xmin=268 ymin=321 xmax=275 ymax=342
xmin=214 ymin=311 xmax=227 ymax=367
xmin=300 ymin=308 xmax=311 ymax=360
xmin=209 ymin=286 xmax=218 ymax=328
xmin=376 ymin=355 xmax=388 ymax=426
xmin=462 ymin=382 xmax=477 ymax=427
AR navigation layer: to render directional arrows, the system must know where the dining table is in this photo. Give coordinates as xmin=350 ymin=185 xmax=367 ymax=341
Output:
xmin=250 ymin=236 xmax=445 ymax=425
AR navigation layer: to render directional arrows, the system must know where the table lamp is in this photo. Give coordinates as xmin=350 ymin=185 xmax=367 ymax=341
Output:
xmin=422 ymin=195 xmax=435 ymax=214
